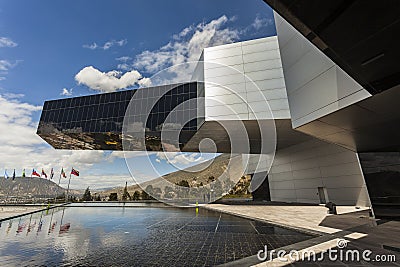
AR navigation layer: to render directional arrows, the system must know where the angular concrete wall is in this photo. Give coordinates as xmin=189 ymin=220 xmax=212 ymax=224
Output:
xmin=269 ymin=139 xmax=370 ymax=206
xmin=274 ymin=12 xmax=371 ymax=128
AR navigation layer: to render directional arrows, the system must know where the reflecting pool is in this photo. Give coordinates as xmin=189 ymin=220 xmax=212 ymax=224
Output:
xmin=0 ymin=204 xmax=313 ymax=266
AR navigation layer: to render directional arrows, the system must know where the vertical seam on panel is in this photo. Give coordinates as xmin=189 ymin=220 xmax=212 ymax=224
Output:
xmin=240 ymin=42 xmax=250 ymax=120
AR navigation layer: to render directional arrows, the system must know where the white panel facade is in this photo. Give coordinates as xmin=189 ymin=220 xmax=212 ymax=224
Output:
xmin=203 ymin=36 xmax=290 ymax=121
xmin=274 ymin=12 xmax=371 ymax=128
xmin=269 ymin=139 xmax=370 ymax=206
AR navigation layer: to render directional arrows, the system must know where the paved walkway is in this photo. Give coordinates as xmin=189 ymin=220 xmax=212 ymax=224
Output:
xmin=0 ymin=205 xmax=47 ymax=221
xmin=205 ymin=204 xmax=371 ymax=234
xmin=208 ymin=204 xmax=400 ymax=266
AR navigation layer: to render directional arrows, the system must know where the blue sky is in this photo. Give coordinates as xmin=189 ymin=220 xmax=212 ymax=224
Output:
xmin=0 ymin=0 xmax=275 ymax=189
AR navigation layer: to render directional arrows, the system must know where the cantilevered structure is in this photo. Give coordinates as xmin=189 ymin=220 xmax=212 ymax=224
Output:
xmin=38 ymin=2 xmax=400 ymax=218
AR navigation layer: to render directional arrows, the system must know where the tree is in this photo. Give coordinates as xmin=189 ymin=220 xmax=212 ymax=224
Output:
xmin=152 ymin=187 xmax=162 ymax=199
xmin=95 ymin=195 xmax=101 ymax=201
xmin=145 ymin=185 xmax=154 ymax=195
xmin=141 ymin=190 xmax=154 ymax=200
xmin=132 ymin=191 xmax=141 ymax=200
xmin=82 ymin=187 xmax=92 ymax=201
xmin=109 ymin=192 xmax=118 ymax=201
xmin=122 ymin=181 xmax=131 ymax=201
xmin=141 ymin=185 xmax=156 ymax=200
xmin=164 ymin=186 xmax=175 ymax=199
xmin=56 ymin=192 xmax=65 ymax=200
xmin=176 ymin=179 xmax=190 ymax=187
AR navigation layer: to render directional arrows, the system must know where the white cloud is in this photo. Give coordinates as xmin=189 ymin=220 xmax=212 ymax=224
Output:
xmin=133 ymin=15 xmax=239 ymax=74
xmin=61 ymin=88 xmax=73 ymax=96
xmin=0 ymin=37 xmax=17 ymax=48
xmin=0 ymin=95 xmax=149 ymax=189
xmin=138 ymin=77 xmax=152 ymax=87
xmin=64 ymin=174 xmax=134 ymax=190
xmin=82 ymin=43 xmax=98 ymax=50
xmin=83 ymin=39 xmax=127 ymax=50
xmin=3 ymin=93 xmax=24 ymax=99
xmin=156 ymin=152 xmax=204 ymax=165
xmin=0 ymin=60 xmax=16 ymax=71
xmin=116 ymin=56 xmax=131 ymax=62
xmin=172 ymin=25 xmax=194 ymax=40
xmin=97 ymin=15 xmax=242 ymax=86
xmin=251 ymin=14 xmax=274 ymax=30
xmin=107 ymin=151 xmax=151 ymax=160
xmin=75 ymin=66 xmax=148 ymax=92
xmin=76 ymin=14 xmax=270 ymax=91
xmin=0 ymin=94 xmax=107 ymax=175
xmin=0 ymin=95 xmax=42 ymax=147
xmin=117 ymin=63 xmax=131 ymax=71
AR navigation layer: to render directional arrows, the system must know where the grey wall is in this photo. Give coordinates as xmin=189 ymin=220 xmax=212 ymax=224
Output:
xmin=269 ymin=139 xmax=370 ymax=206
xmin=274 ymin=12 xmax=371 ymax=128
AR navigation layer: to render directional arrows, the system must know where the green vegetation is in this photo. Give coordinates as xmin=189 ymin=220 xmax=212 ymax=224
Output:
xmin=132 ymin=190 xmax=141 ymax=200
xmin=108 ymin=192 xmax=118 ymax=201
xmin=176 ymin=179 xmax=190 ymax=187
xmin=82 ymin=187 xmax=93 ymax=201
xmin=122 ymin=182 xmax=131 ymax=201
xmin=141 ymin=190 xmax=154 ymax=200
xmin=223 ymin=175 xmax=252 ymax=199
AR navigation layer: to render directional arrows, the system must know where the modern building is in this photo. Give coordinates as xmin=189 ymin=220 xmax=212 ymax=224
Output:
xmin=37 ymin=2 xmax=400 ymax=218
xmin=263 ymin=0 xmax=400 ymax=219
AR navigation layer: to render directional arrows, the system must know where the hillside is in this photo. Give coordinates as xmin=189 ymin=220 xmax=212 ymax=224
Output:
xmin=100 ymin=154 xmax=247 ymax=200
xmin=0 ymin=177 xmax=81 ymax=201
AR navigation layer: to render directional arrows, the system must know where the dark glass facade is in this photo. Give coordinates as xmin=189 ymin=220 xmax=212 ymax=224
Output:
xmin=358 ymin=152 xmax=400 ymax=219
xmin=37 ymin=82 xmax=203 ymax=150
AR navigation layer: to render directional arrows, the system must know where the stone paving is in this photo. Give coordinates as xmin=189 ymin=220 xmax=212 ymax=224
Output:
xmin=0 ymin=205 xmax=43 ymax=221
xmin=205 ymin=204 xmax=370 ymax=234
xmin=206 ymin=204 xmax=400 ymax=267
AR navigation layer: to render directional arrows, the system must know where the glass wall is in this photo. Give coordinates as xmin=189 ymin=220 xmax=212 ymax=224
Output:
xmin=37 ymin=82 xmax=201 ymax=150
xmin=358 ymin=152 xmax=400 ymax=219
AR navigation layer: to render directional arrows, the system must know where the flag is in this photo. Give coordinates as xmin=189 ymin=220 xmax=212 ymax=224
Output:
xmin=50 ymin=168 xmax=54 ymax=179
xmin=22 ymin=169 xmax=26 ymax=178
xmin=4 ymin=170 xmax=9 ymax=179
xmin=71 ymin=168 xmax=79 ymax=176
xmin=31 ymin=169 xmax=40 ymax=178
xmin=59 ymin=223 xmax=71 ymax=234
xmin=61 ymin=168 xmax=67 ymax=178
xmin=41 ymin=168 xmax=47 ymax=178
xmin=12 ymin=169 xmax=15 ymax=180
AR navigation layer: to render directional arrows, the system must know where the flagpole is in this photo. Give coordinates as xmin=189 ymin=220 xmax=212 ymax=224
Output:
xmin=16 ymin=179 xmax=21 ymax=204
xmin=55 ymin=171 xmax=62 ymax=204
xmin=60 ymin=206 xmax=66 ymax=229
xmin=65 ymin=169 xmax=72 ymax=203
xmin=48 ymin=208 xmax=55 ymax=234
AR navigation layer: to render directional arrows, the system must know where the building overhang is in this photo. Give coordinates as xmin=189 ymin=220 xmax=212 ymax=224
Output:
xmin=265 ymin=0 xmax=400 ymax=95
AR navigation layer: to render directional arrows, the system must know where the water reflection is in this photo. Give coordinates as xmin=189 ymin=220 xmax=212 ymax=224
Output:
xmin=0 ymin=204 xmax=312 ymax=266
